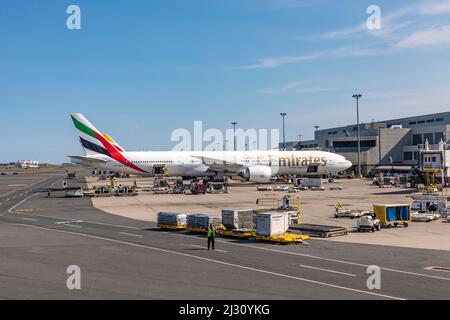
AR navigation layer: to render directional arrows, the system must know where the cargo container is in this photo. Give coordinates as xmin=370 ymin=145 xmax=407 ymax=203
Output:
xmin=412 ymin=195 xmax=447 ymax=213
xmin=187 ymin=214 xmax=221 ymax=230
xmin=157 ymin=212 xmax=187 ymax=227
xmin=221 ymin=209 xmax=254 ymax=230
xmin=373 ymin=204 xmax=411 ymax=228
xmin=255 ymin=211 xmax=290 ymax=237
xmin=294 ymin=178 xmax=322 ymax=188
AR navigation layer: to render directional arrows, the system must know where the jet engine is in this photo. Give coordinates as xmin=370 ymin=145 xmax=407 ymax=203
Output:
xmin=241 ymin=166 xmax=272 ymax=183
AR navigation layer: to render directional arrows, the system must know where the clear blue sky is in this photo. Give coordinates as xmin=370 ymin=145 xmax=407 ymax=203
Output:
xmin=1 ymin=0 xmax=450 ymax=163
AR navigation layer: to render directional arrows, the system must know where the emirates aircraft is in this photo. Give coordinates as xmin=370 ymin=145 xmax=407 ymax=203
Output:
xmin=69 ymin=113 xmax=352 ymax=182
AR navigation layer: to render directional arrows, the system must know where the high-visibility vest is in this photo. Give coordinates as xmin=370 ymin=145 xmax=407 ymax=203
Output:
xmin=208 ymin=227 xmax=216 ymax=237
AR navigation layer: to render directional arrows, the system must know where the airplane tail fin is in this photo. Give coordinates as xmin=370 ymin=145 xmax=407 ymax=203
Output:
xmin=102 ymin=133 xmax=125 ymax=152
xmin=70 ymin=113 xmax=124 ymax=156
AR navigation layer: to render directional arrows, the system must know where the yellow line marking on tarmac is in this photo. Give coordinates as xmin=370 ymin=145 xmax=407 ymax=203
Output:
xmin=8 ymin=193 xmax=39 ymax=213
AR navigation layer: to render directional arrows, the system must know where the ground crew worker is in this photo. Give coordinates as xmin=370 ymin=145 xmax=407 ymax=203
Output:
xmin=47 ymin=188 xmax=51 ymax=197
xmin=207 ymin=223 xmax=216 ymax=250
xmin=335 ymin=202 xmax=342 ymax=213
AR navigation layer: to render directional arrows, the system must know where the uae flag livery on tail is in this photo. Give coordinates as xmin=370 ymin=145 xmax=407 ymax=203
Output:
xmin=70 ymin=113 xmax=148 ymax=173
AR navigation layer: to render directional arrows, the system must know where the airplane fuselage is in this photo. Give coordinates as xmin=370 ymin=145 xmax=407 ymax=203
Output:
xmin=72 ymin=150 xmax=352 ymax=177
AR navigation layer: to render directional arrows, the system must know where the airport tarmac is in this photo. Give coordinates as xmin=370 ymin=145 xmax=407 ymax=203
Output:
xmin=87 ymin=177 xmax=450 ymax=251
xmin=0 ymin=167 xmax=66 ymax=198
xmin=1 ymin=170 xmax=450 ymax=299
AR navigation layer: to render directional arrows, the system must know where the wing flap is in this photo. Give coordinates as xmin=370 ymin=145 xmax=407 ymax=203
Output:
xmin=191 ymin=155 xmax=244 ymax=173
xmin=68 ymin=155 xmax=108 ymax=164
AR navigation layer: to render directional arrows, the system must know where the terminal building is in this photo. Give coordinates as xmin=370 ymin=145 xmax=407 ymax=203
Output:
xmin=285 ymin=112 xmax=450 ymax=177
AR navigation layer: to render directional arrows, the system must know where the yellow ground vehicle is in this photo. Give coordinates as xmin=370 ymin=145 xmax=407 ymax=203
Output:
xmin=219 ymin=229 xmax=256 ymax=239
xmin=157 ymin=224 xmax=186 ymax=231
xmin=256 ymin=195 xmax=301 ymax=224
xmin=373 ymin=204 xmax=412 ymax=228
xmin=256 ymin=233 xmax=310 ymax=244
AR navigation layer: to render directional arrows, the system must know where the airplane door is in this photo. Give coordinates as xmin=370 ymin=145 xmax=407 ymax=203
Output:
xmin=152 ymin=165 xmax=166 ymax=175
xmin=307 ymin=165 xmax=319 ymax=174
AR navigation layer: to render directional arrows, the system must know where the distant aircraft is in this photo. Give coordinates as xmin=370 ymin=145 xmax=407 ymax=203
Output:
xmin=69 ymin=113 xmax=352 ymax=182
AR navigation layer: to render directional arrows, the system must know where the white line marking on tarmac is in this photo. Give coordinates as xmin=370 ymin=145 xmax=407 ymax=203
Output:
xmin=7 ymin=193 xmax=39 ymax=213
xmin=22 ymin=218 xmax=38 ymax=222
xmin=55 ymin=220 xmax=84 ymax=225
xmin=78 ymin=221 xmax=140 ymax=230
xmin=119 ymin=232 xmax=143 ymax=238
xmin=425 ymin=266 xmax=450 ymax=273
xmin=17 ymin=224 xmax=404 ymax=300
xmin=157 ymin=231 xmax=450 ymax=282
xmin=190 ymin=244 xmax=227 ymax=253
xmin=300 ymin=265 xmax=357 ymax=277
xmin=19 ymin=212 xmax=140 ymax=230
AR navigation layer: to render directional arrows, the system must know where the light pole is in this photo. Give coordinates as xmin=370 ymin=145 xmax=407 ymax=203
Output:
xmin=280 ymin=113 xmax=287 ymax=151
xmin=352 ymin=94 xmax=362 ymax=178
xmin=298 ymin=134 xmax=302 ymax=150
xmin=231 ymin=122 xmax=237 ymax=151
xmin=314 ymin=126 xmax=319 ymax=149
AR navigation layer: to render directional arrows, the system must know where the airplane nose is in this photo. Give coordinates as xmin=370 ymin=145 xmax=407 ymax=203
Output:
xmin=344 ymin=160 xmax=352 ymax=169
xmin=337 ymin=159 xmax=352 ymax=171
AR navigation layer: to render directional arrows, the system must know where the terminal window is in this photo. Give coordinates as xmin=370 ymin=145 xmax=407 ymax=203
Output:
xmin=435 ymin=132 xmax=444 ymax=143
xmin=424 ymin=133 xmax=434 ymax=144
xmin=333 ymin=140 xmax=376 ymax=148
xmin=413 ymin=134 xmax=422 ymax=145
xmin=404 ymin=152 xmax=413 ymax=161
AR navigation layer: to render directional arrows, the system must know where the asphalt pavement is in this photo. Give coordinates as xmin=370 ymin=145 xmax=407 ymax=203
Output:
xmin=1 ymin=174 xmax=449 ymax=299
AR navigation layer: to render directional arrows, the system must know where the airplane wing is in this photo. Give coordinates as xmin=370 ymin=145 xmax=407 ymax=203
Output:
xmin=190 ymin=155 xmax=244 ymax=173
xmin=68 ymin=155 xmax=108 ymax=165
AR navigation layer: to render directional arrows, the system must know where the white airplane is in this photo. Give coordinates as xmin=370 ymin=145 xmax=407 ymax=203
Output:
xmin=69 ymin=113 xmax=352 ymax=182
